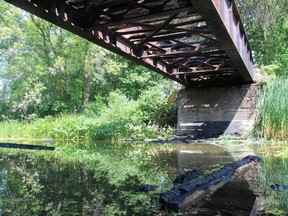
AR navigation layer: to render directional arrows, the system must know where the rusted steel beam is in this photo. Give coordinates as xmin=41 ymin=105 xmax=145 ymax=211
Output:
xmin=189 ymin=73 xmax=241 ymax=84
xmin=4 ymin=0 xmax=189 ymax=87
xmin=167 ymin=16 xmax=205 ymax=28
xmin=172 ymin=68 xmax=236 ymax=75
xmin=189 ymin=0 xmax=254 ymax=83
xmin=129 ymin=28 xmax=211 ymax=43
xmin=3 ymin=0 xmax=254 ymax=88
xmin=88 ymin=6 xmax=196 ymax=30
xmin=137 ymin=14 xmax=179 ymax=47
xmin=176 ymin=61 xmax=232 ymax=72
xmin=141 ymin=48 xmax=224 ymax=59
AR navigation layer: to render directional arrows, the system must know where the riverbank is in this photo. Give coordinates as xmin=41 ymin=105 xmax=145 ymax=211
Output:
xmin=0 ymin=115 xmax=174 ymax=141
xmin=0 ymin=76 xmax=287 ymax=142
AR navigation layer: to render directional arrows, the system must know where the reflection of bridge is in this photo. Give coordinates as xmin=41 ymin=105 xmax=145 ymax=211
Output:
xmin=4 ymin=0 xmax=254 ymax=88
xmin=174 ymin=143 xmax=258 ymax=215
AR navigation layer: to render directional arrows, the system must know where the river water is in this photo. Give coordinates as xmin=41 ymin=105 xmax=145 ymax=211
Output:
xmin=0 ymin=139 xmax=287 ymax=215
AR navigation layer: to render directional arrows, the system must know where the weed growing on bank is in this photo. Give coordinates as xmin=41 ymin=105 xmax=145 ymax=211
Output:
xmin=260 ymin=77 xmax=288 ymax=140
xmin=0 ymin=90 xmax=175 ymax=141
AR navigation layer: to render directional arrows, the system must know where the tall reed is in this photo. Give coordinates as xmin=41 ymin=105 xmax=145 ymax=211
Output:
xmin=260 ymin=77 xmax=288 ymax=140
xmin=0 ymin=121 xmax=29 ymax=139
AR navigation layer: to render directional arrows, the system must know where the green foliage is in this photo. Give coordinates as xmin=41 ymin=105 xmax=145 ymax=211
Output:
xmin=237 ymin=1 xmax=288 ymax=139
xmin=0 ymin=1 xmax=178 ymax=140
xmin=0 ymin=142 xmax=175 ymax=215
xmin=260 ymin=64 xmax=280 ymax=76
xmin=50 ymin=115 xmax=95 ymax=141
xmin=137 ymin=85 xmax=177 ymax=126
xmin=128 ymin=124 xmax=174 ymax=140
xmin=0 ymin=90 xmax=175 ymax=141
xmin=137 ymin=87 xmax=168 ymax=123
xmin=260 ymin=77 xmax=288 ymax=140
xmin=0 ymin=121 xmax=29 ymax=139
xmin=238 ymin=0 xmax=288 ymax=75
xmin=0 ymin=2 xmax=168 ymax=119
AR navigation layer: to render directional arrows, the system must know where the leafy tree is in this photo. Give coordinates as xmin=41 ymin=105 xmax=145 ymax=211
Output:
xmin=0 ymin=1 xmax=169 ymax=119
xmin=238 ymin=0 xmax=288 ymax=73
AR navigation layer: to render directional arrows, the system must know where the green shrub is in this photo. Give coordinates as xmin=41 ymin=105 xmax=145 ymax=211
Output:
xmin=51 ymin=115 xmax=96 ymax=141
xmin=0 ymin=90 xmax=176 ymax=141
xmin=136 ymin=87 xmax=176 ymax=126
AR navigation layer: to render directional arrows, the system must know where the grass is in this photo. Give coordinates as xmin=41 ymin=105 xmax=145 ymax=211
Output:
xmin=260 ymin=76 xmax=288 ymax=140
xmin=0 ymin=114 xmax=174 ymax=141
xmin=0 ymin=90 xmax=175 ymax=141
xmin=0 ymin=121 xmax=29 ymax=139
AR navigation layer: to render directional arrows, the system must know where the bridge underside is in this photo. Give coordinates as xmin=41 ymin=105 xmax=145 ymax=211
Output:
xmin=4 ymin=0 xmax=254 ymax=88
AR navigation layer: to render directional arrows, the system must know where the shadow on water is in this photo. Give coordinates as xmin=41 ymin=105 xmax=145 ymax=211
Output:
xmin=0 ymin=140 xmax=284 ymax=215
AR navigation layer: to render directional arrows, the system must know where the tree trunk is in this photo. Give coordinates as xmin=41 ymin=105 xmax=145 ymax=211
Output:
xmin=79 ymin=44 xmax=91 ymax=115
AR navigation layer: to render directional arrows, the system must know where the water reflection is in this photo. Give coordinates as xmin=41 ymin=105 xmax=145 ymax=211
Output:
xmin=170 ymin=143 xmax=258 ymax=216
xmin=0 ymin=141 xmax=286 ymax=215
xmin=255 ymin=144 xmax=288 ymax=215
xmin=175 ymin=143 xmax=233 ymax=174
xmin=0 ymin=141 xmax=174 ymax=215
xmin=198 ymin=178 xmax=257 ymax=215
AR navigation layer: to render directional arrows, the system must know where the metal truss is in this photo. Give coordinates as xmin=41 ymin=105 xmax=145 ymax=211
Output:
xmin=4 ymin=0 xmax=254 ymax=88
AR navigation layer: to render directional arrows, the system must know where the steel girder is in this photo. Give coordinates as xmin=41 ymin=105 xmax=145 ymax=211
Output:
xmin=4 ymin=0 xmax=254 ymax=88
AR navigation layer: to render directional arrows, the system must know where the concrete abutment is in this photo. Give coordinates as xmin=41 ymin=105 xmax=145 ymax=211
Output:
xmin=176 ymin=84 xmax=261 ymax=137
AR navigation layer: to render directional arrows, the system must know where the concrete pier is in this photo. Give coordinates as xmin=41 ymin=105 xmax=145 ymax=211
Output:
xmin=177 ymin=84 xmax=261 ymax=137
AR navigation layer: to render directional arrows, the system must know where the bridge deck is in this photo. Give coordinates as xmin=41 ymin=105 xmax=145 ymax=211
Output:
xmin=4 ymin=0 xmax=254 ymax=88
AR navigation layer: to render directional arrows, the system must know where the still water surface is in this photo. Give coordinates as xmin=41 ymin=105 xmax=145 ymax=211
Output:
xmin=0 ymin=140 xmax=287 ymax=215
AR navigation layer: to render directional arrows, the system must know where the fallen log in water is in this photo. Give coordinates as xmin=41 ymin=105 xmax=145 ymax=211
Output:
xmin=160 ymin=155 xmax=261 ymax=210
xmin=0 ymin=142 xmax=55 ymax=151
